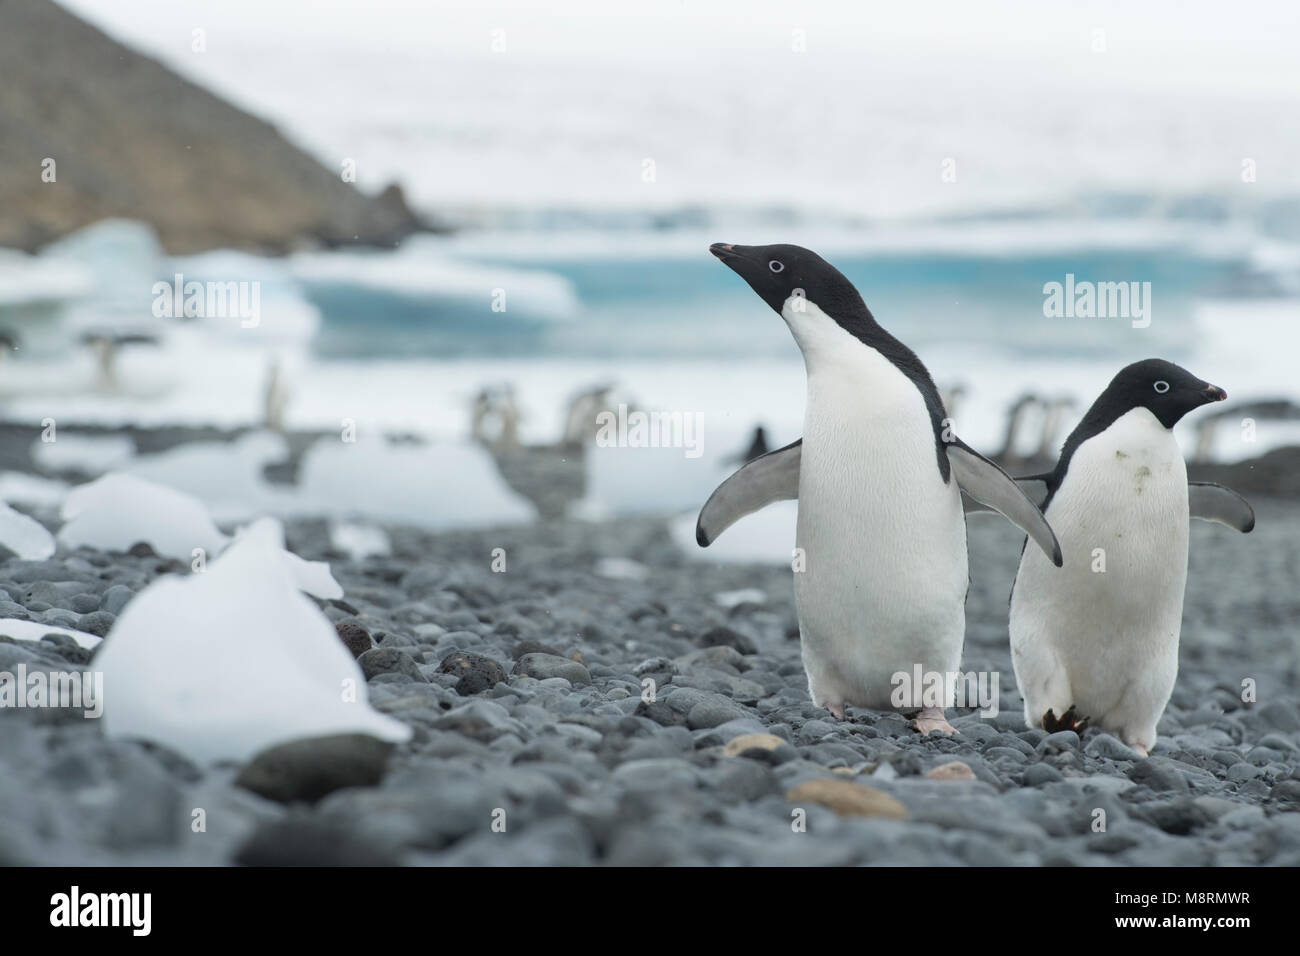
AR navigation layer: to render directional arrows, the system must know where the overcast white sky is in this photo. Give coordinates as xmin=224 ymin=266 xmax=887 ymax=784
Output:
xmin=58 ymin=0 xmax=1300 ymax=92
xmin=54 ymin=1 xmax=1300 ymax=217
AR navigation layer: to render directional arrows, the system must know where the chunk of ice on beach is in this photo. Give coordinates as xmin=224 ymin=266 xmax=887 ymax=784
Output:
xmin=0 ymin=472 xmax=69 ymax=509
xmin=714 ymin=588 xmax=767 ymax=609
xmin=95 ymin=518 xmax=410 ymax=764
xmin=32 ymin=433 xmax=136 ymax=476
xmin=296 ymin=436 xmax=535 ymax=530
xmin=330 ymin=521 xmax=391 ymax=559
xmin=59 ymin=473 xmax=229 ymax=560
xmin=125 ymin=430 xmax=290 ymax=523
xmin=0 ymin=501 xmax=56 ymax=560
xmin=0 ymin=618 xmax=101 ymax=650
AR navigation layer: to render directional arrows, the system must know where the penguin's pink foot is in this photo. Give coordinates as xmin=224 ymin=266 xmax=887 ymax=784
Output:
xmin=912 ymin=707 xmax=958 ymax=735
xmin=1129 ymin=743 xmax=1149 ymax=758
xmin=820 ymin=701 xmax=846 ymax=719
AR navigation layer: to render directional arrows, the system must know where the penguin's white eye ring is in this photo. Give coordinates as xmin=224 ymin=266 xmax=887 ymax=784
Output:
xmin=1153 ymin=380 xmax=1170 ymax=394
xmin=768 ymin=260 xmax=784 ymax=273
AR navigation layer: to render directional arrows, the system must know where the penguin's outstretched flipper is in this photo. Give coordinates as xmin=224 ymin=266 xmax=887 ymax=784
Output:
xmin=948 ymin=441 xmax=1063 ymax=567
xmin=1188 ymin=481 xmax=1255 ymax=533
xmin=696 ymin=439 xmax=801 ymax=546
xmin=1042 ymin=705 xmax=1090 ymax=734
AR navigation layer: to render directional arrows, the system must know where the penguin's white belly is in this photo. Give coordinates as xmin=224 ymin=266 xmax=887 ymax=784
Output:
xmin=794 ymin=356 xmax=967 ymax=711
xmin=1010 ymin=408 xmax=1188 ymax=747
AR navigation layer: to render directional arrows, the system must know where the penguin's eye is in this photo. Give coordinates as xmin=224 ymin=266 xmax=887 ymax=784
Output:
xmin=768 ymin=260 xmax=784 ymax=273
xmin=1153 ymin=380 xmax=1170 ymax=394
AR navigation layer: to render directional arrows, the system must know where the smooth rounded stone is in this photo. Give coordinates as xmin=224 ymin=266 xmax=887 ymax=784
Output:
xmin=988 ymin=709 xmax=1028 ymax=732
xmin=235 ymin=734 xmax=397 ymax=804
xmin=514 ymin=652 xmax=591 ymax=686
xmin=683 ymin=693 xmax=751 ymax=730
xmin=797 ymin=719 xmax=838 ymax=743
xmin=926 ymin=760 xmax=976 ymax=781
xmin=0 ymin=602 xmax=32 ymax=623
xmin=1253 ymin=701 xmax=1300 ymax=732
xmin=335 ymin=620 xmax=373 ymax=658
xmin=358 ymin=647 xmax=427 ymax=682
xmin=1036 ymin=730 xmax=1081 ymax=755
xmin=97 ymin=584 xmax=135 ymax=616
xmin=708 ymin=759 xmax=781 ymax=803
xmin=552 ymin=722 xmax=604 ymax=746
xmin=1259 ymin=732 xmax=1299 ymax=752
xmin=785 ymin=778 xmax=908 ymax=819
xmin=986 ymin=746 xmax=1029 ymax=764
xmin=632 ymin=656 xmax=676 ymax=678
xmin=438 ymin=651 xmax=507 ymax=695
xmin=1127 ymin=757 xmax=1192 ymax=793
xmin=1227 ymin=762 xmax=1262 ymax=782
xmin=39 ymin=608 xmax=83 ymax=630
xmin=948 ymin=719 xmax=1000 ymax=743
xmin=626 ymin=698 xmax=681 ymax=726
xmin=696 ymin=624 xmax=758 ymax=655
xmin=1133 ymin=796 xmax=1217 ymax=836
xmin=1220 ymin=805 xmax=1268 ymax=828
xmin=803 ymin=741 xmax=867 ymax=767
xmin=611 ymin=757 xmax=699 ymax=790
xmin=512 ymin=639 xmax=565 ymax=660
xmin=35 ymin=632 xmax=92 ymax=665
xmin=435 ymin=608 xmax=482 ymax=631
xmin=1268 ymin=779 xmax=1300 ymax=807
xmin=1084 ymin=732 xmax=1141 ymax=761
xmin=435 ymin=699 xmax=527 ymax=741
xmin=234 ymin=817 xmax=402 ymax=866
xmin=1085 ymin=832 xmax=1141 ymax=855
xmin=68 ymin=593 xmax=100 ymax=614
xmin=872 ymin=713 xmax=912 ymax=737
xmin=20 ymin=581 xmax=85 ymax=608
xmin=1247 ymin=746 xmax=1287 ymax=766
xmin=75 ymin=610 xmax=115 ymax=638
xmin=1023 ymin=763 xmax=1064 ymax=786
xmin=721 ymin=732 xmax=788 ymax=757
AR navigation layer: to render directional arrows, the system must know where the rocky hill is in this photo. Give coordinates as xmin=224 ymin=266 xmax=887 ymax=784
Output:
xmin=0 ymin=0 xmax=434 ymax=253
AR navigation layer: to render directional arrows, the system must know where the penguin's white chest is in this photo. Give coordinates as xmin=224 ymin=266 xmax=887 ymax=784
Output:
xmin=1010 ymin=407 xmax=1189 ymax=744
xmin=785 ymin=301 xmax=967 ymax=710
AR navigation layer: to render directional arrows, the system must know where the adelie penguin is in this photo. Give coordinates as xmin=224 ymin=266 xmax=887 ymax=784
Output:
xmin=697 ymin=243 xmax=1062 ymax=733
xmin=1007 ymin=359 xmax=1255 ymax=756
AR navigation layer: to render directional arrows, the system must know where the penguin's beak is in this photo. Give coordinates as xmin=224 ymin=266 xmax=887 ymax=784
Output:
xmin=709 ymin=242 xmax=737 ymax=261
xmin=1204 ymin=385 xmax=1227 ymax=402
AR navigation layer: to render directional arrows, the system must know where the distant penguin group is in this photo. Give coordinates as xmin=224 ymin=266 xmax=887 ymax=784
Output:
xmin=697 ymin=242 xmax=1254 ymax=753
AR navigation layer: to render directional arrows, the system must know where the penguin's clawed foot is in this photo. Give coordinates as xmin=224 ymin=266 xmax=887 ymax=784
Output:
xmin=820 ymin=701 xmax=846 ymax=719
xmin=1042 ymin=705 xmax=1090 ymax=734
xmin=911 ymin=707 xmax=958 ymax=736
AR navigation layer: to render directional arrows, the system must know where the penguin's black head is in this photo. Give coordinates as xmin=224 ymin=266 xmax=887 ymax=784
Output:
xmin=709 ymin=242 xmax=866 ymax=319
xmin=1100 ymin=358 xmax=1226 ymax=428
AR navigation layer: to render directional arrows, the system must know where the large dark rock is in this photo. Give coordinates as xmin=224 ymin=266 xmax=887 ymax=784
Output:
xmin=235 ymin=733 xmax=397 ymax=804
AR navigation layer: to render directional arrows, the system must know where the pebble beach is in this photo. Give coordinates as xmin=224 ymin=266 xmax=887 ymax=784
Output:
xmin=2 ymin=470 xmax=1298 ymax=867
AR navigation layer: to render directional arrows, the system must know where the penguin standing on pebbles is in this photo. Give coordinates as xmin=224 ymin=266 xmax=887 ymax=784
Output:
xmin=697 ymin=243 xmax=1061 ymax=733
xmin=1009 ymin=359 xmax=1255 ymax=756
